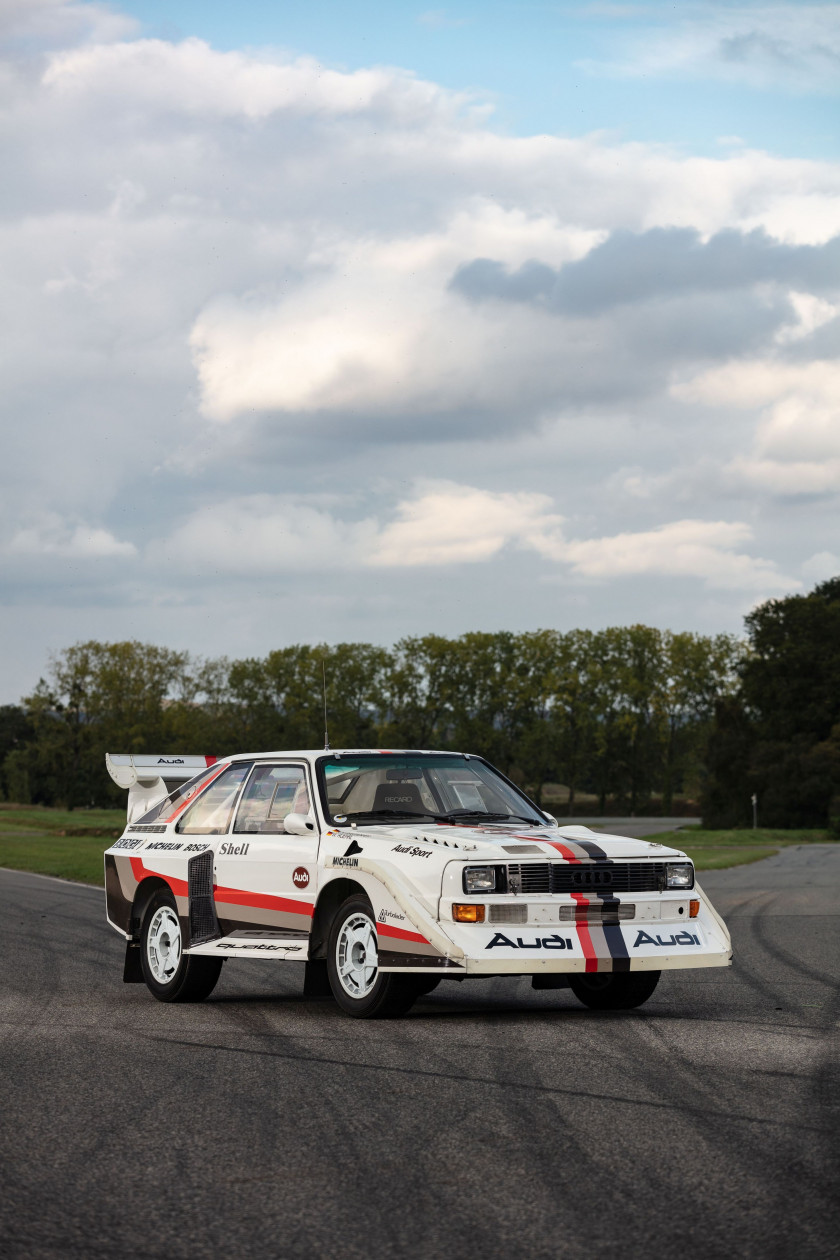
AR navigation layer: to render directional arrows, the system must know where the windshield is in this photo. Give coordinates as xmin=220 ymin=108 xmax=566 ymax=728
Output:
xmin=316 ymin=753 xmax=547 ymax=827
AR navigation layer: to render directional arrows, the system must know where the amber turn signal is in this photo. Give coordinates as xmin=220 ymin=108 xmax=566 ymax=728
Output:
xmin=453 ymin=903 xmax=485 ymax=923
xmin=689 ymin=899 xmax=700 ymax=918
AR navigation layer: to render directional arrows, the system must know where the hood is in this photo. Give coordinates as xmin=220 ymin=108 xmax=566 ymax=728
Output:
xmin=344 ymin=821 xmax=687 ymax=862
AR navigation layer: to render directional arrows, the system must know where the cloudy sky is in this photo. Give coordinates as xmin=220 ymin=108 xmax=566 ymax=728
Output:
xmin=1 ymin=0 xmax=838 ymax=703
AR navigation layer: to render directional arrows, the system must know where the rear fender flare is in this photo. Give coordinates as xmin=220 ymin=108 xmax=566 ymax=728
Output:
xmin=130 ymin=876 xmax=172 ymax=941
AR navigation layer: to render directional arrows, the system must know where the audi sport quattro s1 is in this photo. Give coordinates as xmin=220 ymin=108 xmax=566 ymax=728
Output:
xmin=103 ymin=749 xmax=732 ymax=1018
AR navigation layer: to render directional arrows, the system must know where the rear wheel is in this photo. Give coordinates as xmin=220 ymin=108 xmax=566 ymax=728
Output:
xmin=327 ymin=896 xmax=419 ymax=1019
xmin=140 ymin=889 xmax=223 ymax=1003
xmin=569 ymin=970 xmax=660 ymax=1010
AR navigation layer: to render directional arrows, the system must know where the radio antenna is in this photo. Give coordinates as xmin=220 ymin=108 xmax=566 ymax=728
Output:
xmin=322 ymin=660 xmax=330 ymax=751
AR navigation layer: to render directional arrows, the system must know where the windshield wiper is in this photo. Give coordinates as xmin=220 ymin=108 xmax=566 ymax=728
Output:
xmin=441 ymin=810 xmax=544 ymax=826
xmin=337 ymin=808 xmax=545 ymax=827
xmin=340 ymin=809 xmax=442 ymax=824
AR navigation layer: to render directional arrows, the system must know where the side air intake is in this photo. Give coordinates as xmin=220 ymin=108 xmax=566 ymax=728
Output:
xmin=188 ymin=850 xmax=220 ymax=946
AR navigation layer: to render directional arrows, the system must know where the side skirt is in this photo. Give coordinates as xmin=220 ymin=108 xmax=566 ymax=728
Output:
xmin=187 ymin=937 xmax=309 ymax=959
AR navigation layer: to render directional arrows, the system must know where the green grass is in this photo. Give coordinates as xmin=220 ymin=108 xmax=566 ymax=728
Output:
xmin=0 ymin=832 xmax=112 ymax=885
xmin=0 ymin=805 xmax=125 ymax=837
xmin=0 ymin=805 xmax=126 ymax=886
xmin=645 ymin=826 xmax=835 ymax=871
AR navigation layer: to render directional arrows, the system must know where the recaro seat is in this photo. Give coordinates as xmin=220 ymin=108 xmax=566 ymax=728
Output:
xmin=371 ymin=781 xmax=428 ymax=814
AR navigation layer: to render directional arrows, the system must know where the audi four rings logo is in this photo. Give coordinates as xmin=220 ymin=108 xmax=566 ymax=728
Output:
xmin=572 ymin=869 xmax=612 ymax=886
xmin=292 ymin=867 xmax=310 ymax=888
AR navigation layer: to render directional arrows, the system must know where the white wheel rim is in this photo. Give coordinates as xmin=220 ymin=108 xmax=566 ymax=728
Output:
xmin=147 ymin=906 xmax=182 ymax=985
xmin=336 ymin=912 xmax=378 ymax=999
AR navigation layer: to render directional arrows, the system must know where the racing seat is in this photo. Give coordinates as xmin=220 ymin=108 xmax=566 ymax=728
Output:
xmin=371 ymin=782 xmax=427 ymax=814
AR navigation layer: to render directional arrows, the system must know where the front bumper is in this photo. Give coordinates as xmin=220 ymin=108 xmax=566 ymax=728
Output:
xmin=436 ymin=887 xmax=732 ymax=976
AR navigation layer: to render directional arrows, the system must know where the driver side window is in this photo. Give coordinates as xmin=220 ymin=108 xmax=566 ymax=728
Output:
xmin=234 ymin=765 xmax=311 ymax=834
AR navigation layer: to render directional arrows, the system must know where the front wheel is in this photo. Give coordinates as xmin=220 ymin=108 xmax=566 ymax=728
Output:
xmin=569 ymin=969 xmax=660 ymax=1010
xmin=327 ymin=896 xmax=419 ymax=1019
xmin=140 ymin=889 xmax=223 ymax=1003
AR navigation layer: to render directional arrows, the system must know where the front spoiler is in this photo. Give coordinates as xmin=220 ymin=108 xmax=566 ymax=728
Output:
xmin=457 ymin=948 xmax=732 ymax=976
xmin=430 ymin=888 xmax=733 ymax=977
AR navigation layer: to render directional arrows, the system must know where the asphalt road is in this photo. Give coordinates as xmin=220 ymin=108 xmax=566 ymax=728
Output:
xmin=1 ymin=848 xmax=838 ymax=1260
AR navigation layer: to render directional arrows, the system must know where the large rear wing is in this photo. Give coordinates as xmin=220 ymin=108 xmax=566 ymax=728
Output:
xmin=106 ymin=753 xmax=218 ymax=822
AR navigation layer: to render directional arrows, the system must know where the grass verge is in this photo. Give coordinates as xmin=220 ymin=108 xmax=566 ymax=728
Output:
xmin=0 ymin=832 xmax=111 ymax=885
xmin=645 ymin=826 xmax=835 ymax=871
xmin=0 ymin=805 xmax=125 ymax=837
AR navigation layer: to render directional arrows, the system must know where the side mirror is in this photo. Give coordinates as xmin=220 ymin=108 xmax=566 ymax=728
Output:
xmin=542 ymin=812 xmax=559 ymax=827
xmin=284 ymin=812 xmax=317 ymax=836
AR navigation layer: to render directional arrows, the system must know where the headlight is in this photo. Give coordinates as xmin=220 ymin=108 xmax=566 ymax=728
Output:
xmin=666 ymin=862 xmax=694 ymax=890
xmin=463 ymin=866 xmax=497 ymax=894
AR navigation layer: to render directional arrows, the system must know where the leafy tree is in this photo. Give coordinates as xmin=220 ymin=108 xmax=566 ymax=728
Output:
xmin=658 ymin=631 xmax=743 ymax=812
xmin=15 ymin=641 xmax=189 ymax=806
xmin=0 ymin=706 xmax=33 ymax=800
xmin=703 ymin=576 xmax=840 ymax=827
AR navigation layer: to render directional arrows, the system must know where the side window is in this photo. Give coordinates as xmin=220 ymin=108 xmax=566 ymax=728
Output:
xmin=234 ymin=765 xmax=311 ymax=834
xmin=137 ymin=765 xmax=218 ymax=824
xmin=175 ymin=763 xmax=252 ymax=834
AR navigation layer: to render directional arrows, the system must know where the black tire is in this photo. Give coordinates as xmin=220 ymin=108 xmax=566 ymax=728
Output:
xmin=326 ymin=896 xmax=419 ymax=1019
xmin=569 ymin=969 xmax=660 ymax=1010
xmin=140 ymin=889 xmax=223 ymax=1003
xmin=410 ymin=976 xmax=442 ymax=997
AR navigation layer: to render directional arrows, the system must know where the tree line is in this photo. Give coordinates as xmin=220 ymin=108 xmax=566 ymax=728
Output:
xmin=3 ymin=578 xmax=837 ymax=828
xmin=0 ymin=627 xmax=741 ymax=815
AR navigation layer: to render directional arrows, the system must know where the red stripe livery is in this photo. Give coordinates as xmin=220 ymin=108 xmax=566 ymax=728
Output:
xmin=129 ymin=856 xmax=314 ymax=917
xmin=376 ymin=921 xmax=430 ymax=946
xmin=213 ymin=884 xmax=314 ymax=918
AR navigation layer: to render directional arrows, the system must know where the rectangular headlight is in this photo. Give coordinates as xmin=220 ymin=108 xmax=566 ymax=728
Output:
xmin=463 ymin=866 xmax=497 ymax=894
xmin=666 ymin=862 xmax=694 ymax=890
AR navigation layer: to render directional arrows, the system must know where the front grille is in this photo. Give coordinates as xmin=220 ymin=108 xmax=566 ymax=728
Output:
xmin=508 ymin=862 xmax=551 ymax=893
xmin=507 ymin=861 xmax=665 ymax=895
xmin=552 ymin=862 xmax=665 ymax=893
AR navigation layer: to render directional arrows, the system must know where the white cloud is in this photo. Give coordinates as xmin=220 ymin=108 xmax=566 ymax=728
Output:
xmin=43 ymin=37 xmax=461 ymax=121
xmin=157 ymin=483 xmax=793 ymax=593
xmin=727 ymin=457 xmax=840 ymax=495
xmin=189 ymin=211 xmax=602 ymax=421
xmin=160 ymin=496 xmax=378 ymax=572
xmin=543 ymin=518 xmax=795 ymax=591
xmin=159 ymin=485 xmax=563 ymax=573
xmin=676 ymin=359 xmax=840 ymax=495
xmin=775 ymin=292 xmax=839 ymax=344
xmin=368 ymin=483 xmax=564 ymax=566
xmin=1 ymin=0 xmax=135 ymax=46
xmin=0 ymin=3 xmax=835 ymax=698
xmin=6 ymin=515 xmax=136 ymax=559
xmin=584 ymin=5 xmax=840 ymax=95
xmin=801 ymin=550 xmax=840 ymax=583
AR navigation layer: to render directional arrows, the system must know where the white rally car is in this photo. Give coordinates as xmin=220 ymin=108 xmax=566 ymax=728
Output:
xmin=104 ymin=749 xmax=732 ymax=1018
